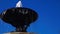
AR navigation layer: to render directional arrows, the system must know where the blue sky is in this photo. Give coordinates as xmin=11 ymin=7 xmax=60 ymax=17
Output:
xmin=0 ymin=0 xmax=60 ymax=34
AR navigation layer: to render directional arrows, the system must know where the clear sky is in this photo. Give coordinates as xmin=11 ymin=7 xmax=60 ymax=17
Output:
xmin=0 ymin=0 xmax=60 ymax=34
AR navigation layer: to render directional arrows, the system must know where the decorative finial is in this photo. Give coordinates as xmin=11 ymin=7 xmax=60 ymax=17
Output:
xmin=16 ymin=1 xmax=22 ymax=7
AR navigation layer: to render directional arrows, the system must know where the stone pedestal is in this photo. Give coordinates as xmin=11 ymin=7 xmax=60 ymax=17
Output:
xmin=4 ymin=32 xmax=36 ymax=34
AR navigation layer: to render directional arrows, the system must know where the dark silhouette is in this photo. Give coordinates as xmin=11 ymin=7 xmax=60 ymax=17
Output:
xmin=1 ymin=7 xmax=38 ymax=32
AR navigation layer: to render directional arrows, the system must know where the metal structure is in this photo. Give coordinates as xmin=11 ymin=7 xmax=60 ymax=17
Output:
xmin=1 ymin=7 xmax=38 ymax=32
xmin=0 ymin=1 xmax=38 ymax=34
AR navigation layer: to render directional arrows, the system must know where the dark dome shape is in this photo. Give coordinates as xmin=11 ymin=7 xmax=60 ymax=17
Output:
xmin=1 ymin=7 xmax=38 ymax=28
